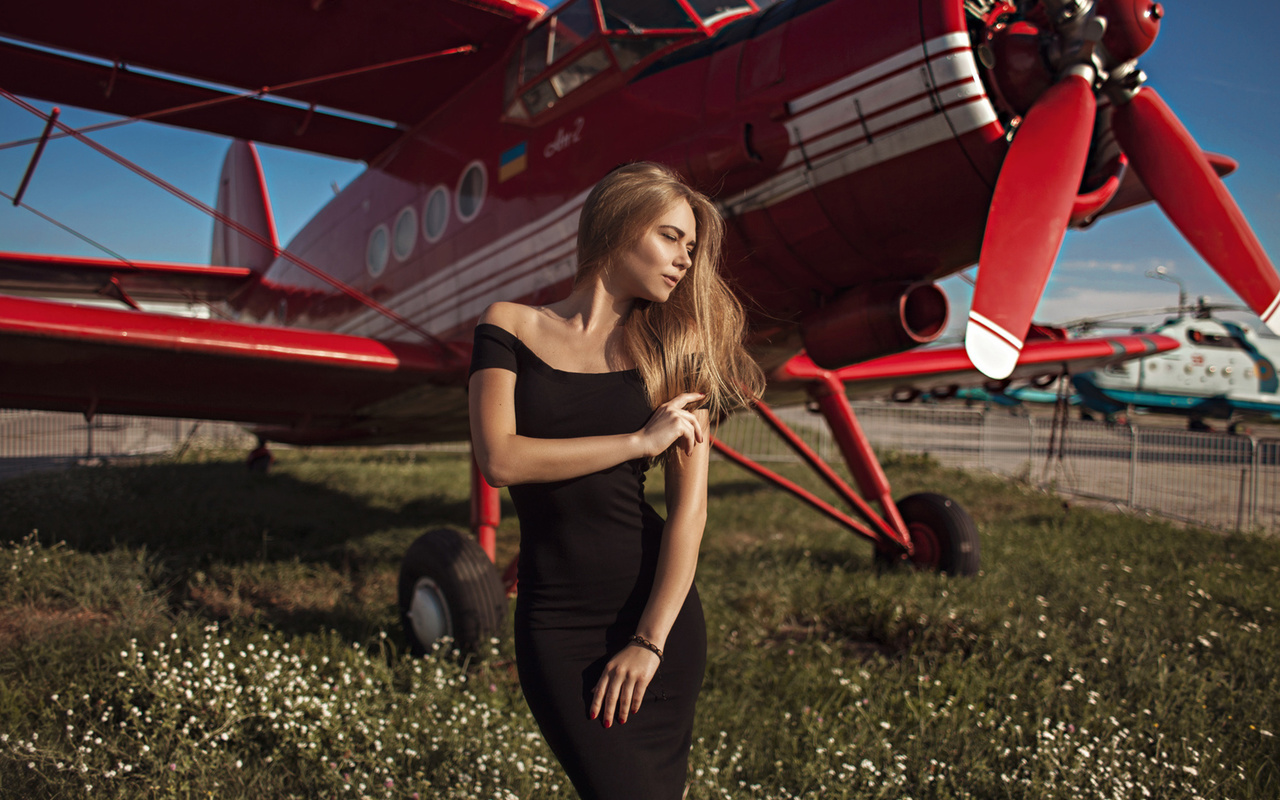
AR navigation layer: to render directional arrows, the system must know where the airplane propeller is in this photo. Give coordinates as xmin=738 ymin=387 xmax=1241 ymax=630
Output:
xmin=1110 ymin=87 xmax=1280 ymax=333
xmin=965 ymin=0 xmax=1280 ymax=379
xmin=967 ymin=70 xmax=1096 ymax=379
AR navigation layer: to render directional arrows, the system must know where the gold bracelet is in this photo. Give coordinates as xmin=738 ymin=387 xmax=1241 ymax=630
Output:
xmin=628 ymin=634 xmax=664 ymax=665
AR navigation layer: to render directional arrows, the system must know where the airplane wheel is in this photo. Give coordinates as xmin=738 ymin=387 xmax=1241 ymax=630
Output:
xmin=246 ymin=438 xmax=274 ymax=473
xmin=876 ymin=493 xmax=979 ymax=576
xmin=398 ymin=528 xmax=507 ymax=656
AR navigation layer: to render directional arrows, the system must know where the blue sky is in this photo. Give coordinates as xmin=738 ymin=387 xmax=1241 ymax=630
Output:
xmin=1 ymin=3 xmax=1277 ymax=335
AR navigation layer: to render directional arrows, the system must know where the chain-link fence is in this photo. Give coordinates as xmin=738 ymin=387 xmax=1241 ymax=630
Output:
xmin=715 ymin=402 xmax=1280 ymax=535
xmin=4 ymin=404 xmax=1277 ymax=534
xmin=0 ymin=410 xmax=256 ymax=480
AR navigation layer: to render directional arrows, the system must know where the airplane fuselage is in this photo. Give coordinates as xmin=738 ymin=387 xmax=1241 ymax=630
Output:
xmin=239 ymin=0 xmax=1007 ymax=371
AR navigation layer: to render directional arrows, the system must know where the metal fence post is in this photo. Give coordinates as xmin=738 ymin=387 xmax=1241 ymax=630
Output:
xmin=1027 ymin=415 xmax=1036 ymax=485
xmin=1127 ymin=421 xmax=1138 ymax=508
xmin=979 ymin=407 xmax=988 ymax=471
xmin=1250 ymin=435 xmax=1260 ymax=531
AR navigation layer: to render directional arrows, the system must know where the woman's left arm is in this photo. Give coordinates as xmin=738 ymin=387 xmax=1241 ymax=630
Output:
xmin=590 ymin=409 xmax=710 ymax=728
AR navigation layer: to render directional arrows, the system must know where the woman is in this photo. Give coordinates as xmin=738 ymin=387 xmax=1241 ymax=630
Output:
xmin=468 ymin=162 xmax=763 ymax=799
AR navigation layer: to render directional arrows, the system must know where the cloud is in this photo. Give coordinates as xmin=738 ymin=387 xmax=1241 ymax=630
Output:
xmin=1055 ymin=259 xmax=1146 ymax=274
xmin=1032 ymin=287 xmax=1184 ymax=326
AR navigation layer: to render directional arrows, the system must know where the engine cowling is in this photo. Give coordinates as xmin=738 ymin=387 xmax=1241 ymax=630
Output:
xmin=801 ymin=281 xmax=949 ymax=369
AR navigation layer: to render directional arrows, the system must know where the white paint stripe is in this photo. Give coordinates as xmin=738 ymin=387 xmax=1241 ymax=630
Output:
xmin=788 ymin=47 xmax=981 ymax=148
xmin=788 ymin=32 xmax=969 ymax=115
xmin=1263 ymin=290 xmax=1280 ymax=322
xmin=396 ymin=200 xmax=582 ymax=313
xmin=426 ymin=256 xmax=578 ymax=336
xmin=968 ymin=309 xmax=1024 ymax=349
xmin=729 ymin=96 xmax=996 ymax=215
xmin=416 ymin=239 xmax=578 ymax=324
xmin=390 ymin=226 xmax=578 ymax=327
xmin=783 ymin=81 xmax=984 ymax=170
xmin=357 ymin=240 xmax=580 ymax=341
xmin=965 ymin=320 xmax=1022 ymax=380
xmin=732 ymin=37 xmax=994 ymax=215
xmin=336 ymin=190 xmax=588 ymax=335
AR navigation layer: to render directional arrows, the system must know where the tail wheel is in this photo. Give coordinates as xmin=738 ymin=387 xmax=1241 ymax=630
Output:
xmin=398 ymin=528 xmax=507 ymax=656
xmin=877 ymin=493 xmax=980 ymax=576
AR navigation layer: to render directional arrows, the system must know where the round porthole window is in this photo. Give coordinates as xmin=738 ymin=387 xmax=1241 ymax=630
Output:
xmin=423 ymin=186 xmax=449 ymax=243
xmin=366 ymin=224 xmax=390 ymax=277
xmin=456 ymin=161 xmax=487 ymax=222
xmin=393 ymin=206 xmax=417 ymax=261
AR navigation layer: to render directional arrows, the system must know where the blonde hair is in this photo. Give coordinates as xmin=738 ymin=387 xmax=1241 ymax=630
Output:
xmin=576 ymin=162 xmax=764 ymax=424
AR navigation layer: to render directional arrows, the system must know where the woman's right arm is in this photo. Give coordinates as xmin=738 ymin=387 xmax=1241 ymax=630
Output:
xmin=468 ymin=369 xmax=704 ymax=487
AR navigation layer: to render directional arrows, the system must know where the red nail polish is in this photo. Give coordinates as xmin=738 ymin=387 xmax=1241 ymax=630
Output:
xmin=605 ymin=720 xmax=612 ymax=729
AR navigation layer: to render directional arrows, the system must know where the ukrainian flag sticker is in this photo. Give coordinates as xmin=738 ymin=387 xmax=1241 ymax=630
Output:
xmin=499 ymin=142 xmax=528 ymax=182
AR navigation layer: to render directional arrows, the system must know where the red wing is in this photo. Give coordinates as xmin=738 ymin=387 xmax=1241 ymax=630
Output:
xmin=0 ymin=295 xmax=471 ymax=444
xmin=0 ymin=252 xmax=253 ymax=304
xmin=774 ymin=333 xmax=1179 ymax=396
xmin=2 ymin=0 xmax=546 ymax=161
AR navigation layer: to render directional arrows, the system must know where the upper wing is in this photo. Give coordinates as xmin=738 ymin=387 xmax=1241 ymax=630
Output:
xmin=2 ymin=0 xmax=546 ymax=161
xmin=774 ymin=333 xmax=1179 ymax=396
xmin=0 ymin=294 xmax=472 ymax=445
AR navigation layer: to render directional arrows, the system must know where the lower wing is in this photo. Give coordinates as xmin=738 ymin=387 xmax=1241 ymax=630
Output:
xmin=0 ymin=295 xmax=471 ymax=445
xmin=775 ymin=332 xmax=1179 ymax=397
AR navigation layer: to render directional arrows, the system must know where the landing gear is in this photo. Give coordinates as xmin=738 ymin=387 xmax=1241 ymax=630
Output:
xmin=875 ymin=493 xmax=980 ymax=576
xmin=397 ymin=456 xmax=514 ymax=657
xmin=398 ymin=527 xmax=507 ymax=655
xmin=715 ymin=362 xmax=981 ymax=577
xmin=247 ymin=436 xmax=274 ymax=472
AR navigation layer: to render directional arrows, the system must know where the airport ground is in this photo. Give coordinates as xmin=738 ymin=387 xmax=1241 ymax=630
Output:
xmin=1 ymin=447 xmax=1276 ymax=799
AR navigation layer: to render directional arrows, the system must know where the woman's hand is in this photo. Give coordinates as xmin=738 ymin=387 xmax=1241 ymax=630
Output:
xmin=639 ymin=392 xmax=705 ymax=457
xmin=589 ymin=644 xmax=661 ymax=728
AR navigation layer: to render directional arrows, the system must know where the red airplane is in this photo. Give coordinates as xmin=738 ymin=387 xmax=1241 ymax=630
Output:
xmin=0 ymin=0 xmax=1266 ymax=652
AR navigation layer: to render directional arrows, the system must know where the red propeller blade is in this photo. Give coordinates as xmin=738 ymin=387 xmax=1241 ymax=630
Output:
xmin=967 ymin=73 xmax=1097 ymax=379
xmin=1111 ymin=87 xmax=1280 ymax=333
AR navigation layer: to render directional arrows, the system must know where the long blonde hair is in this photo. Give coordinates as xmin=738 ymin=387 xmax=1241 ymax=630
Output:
xmin=576 ymin=162 xmax=764 ymax=422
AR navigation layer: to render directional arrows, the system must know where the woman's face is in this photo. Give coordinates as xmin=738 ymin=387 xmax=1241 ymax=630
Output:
xmin=611 ymin=199 xmax=697 ymax=304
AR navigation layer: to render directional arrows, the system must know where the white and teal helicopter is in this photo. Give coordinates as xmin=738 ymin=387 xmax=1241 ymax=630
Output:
xmin=1069 ymin=269 xmax=1280 ymax=431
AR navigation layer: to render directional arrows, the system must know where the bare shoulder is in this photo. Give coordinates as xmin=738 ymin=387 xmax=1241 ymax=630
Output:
xmin=478 ymin=302 xmax=537 ymax=335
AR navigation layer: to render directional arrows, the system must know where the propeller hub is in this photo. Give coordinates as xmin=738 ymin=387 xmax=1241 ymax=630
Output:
xmin=1096 ymin=0 xmax=1162 ymax=63
xmin=987 ymin=20 xmax=1054 ymax=116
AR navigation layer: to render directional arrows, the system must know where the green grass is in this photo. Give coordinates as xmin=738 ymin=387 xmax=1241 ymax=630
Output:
xmin=0 ymin=447 xmax=1277 ymax=799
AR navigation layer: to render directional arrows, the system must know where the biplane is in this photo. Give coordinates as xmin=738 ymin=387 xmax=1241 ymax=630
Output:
xmin=1 ymin=0 xmax=1273 ymax=652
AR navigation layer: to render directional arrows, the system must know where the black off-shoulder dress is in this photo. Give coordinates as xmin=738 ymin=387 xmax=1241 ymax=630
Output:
xmin=470 ymin=323 xmax=706 ymax=800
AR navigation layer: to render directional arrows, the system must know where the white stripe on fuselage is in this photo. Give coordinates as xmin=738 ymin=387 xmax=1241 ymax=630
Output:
xmin=339 ymin=32 xmax=995 ymax=340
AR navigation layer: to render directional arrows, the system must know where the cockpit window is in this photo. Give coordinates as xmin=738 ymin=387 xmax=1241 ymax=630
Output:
xmin=609 ymin=37 xmax=680 ymax=70
xmin=522 ymin=47 xmax=612 ymax=115
xmin=1186 ymin=329 xmax=1241 ymax=349
xmin=684 ymin=0 xmax=754 ymax=26
xmin=507 ymin=0 xmax=614 ymax=117
xmin=522 ymin=0 xmax=599 ymax=83
xmin=599 ymin=0 xmax=698 ymax=32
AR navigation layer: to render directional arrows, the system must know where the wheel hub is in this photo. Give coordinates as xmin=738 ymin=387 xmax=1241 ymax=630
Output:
xmin=907 ymin=522 xmax=942 ymax=567
xmin=407 ymin=576 xmax=453 ymax=648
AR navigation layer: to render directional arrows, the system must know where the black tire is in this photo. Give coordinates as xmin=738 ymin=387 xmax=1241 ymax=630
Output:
xmin=398 ymin=528 xmax=507 ymax=656
xmin=876 ymin=493 xmax=980 ymax=576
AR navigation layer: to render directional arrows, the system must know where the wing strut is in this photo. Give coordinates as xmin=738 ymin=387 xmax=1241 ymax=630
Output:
xmin=11 ymin=106 xmax=58 ymax=206
xmin=2 ymin=88 xmax=445 ymax=351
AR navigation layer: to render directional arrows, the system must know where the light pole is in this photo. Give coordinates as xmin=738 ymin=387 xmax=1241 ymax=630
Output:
xmin=1145 ymin=265 xmax=1187 ymax=318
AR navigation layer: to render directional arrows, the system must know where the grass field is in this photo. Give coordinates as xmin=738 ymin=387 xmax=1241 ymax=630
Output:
xmin=1 ymin=447 xmax=1277 ymax=799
